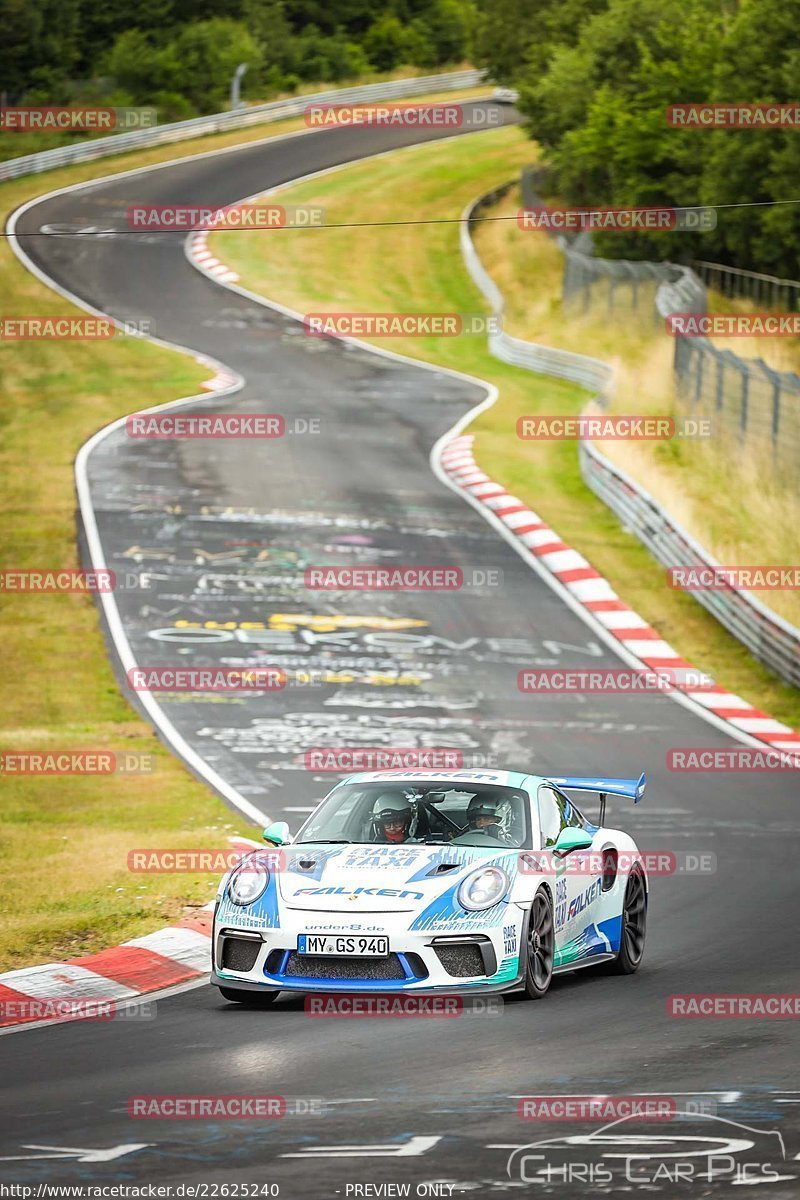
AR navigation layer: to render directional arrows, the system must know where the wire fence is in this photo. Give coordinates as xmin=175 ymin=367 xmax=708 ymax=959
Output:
xmin=693 ymin=260 xmax=800 ymax=311
xmin=462 ymin=177 xmax=800 ymax=689
xmin=520 ymin=168 xmax=800 ymax=471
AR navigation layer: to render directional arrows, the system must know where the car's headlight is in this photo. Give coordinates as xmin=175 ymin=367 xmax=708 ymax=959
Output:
xmin=458 ymin=867 xmax=510 ymax=911
xmin=227 ymin=858 xmax=269 ymax=906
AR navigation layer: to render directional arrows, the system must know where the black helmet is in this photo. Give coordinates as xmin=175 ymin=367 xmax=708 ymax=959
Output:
xmin=467 ymin=795 xmax=500 ymax=827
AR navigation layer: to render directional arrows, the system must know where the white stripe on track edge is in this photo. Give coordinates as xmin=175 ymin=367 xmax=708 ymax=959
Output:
xmin=183 ymin=137 xmax=782 ymax=752
xmin=6 ymin=114 xmax=780 ymax=851
xmin=2 ymin=106 xmax=494 ymax=830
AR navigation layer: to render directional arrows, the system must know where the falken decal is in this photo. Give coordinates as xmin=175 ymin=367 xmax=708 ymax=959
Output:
xmin=567 ymin=878 xmax=603 ymax=922
xmin=293 ymin=886 xmax=425 ymax=900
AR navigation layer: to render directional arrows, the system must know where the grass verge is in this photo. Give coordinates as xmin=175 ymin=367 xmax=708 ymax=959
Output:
xmin=209 ymin=124 xmax=800 ymax=729
xmin=473 ymin=187 xmax=800 ymax=629
xmin=0 ymin=78 xmax=488 ymax=971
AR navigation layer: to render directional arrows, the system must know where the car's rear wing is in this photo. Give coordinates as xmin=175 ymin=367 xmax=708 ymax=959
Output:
xmin=547 ymin=773 xmax=646 ymax=825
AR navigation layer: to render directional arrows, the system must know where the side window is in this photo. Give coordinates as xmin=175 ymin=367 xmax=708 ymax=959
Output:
xmin=537 ymin=786 xmax=565 ymax=848
xmin=559 ymin=791 xmax=587 ymax=831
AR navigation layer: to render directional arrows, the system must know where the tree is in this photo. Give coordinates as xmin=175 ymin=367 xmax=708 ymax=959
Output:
xmin=700 ymin=0 xmax=800 ymax=275
xmin=517 ymin=0 xmax=727 ymax=260
xmin=363 ymin=14 xmax=408 ymax=71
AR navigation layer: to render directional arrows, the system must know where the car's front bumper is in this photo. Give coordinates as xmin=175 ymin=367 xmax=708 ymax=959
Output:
xmin=212 ymin=908 xmax=526 ymax=995
xmin=209 ymin=969 xmax=524 ymax=998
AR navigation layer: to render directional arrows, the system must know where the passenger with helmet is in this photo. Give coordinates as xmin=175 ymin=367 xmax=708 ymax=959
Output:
xmin=370 ymin=791 xmax=416 ymax=843
xmin=465 ymin=794 xmax=513 ymax=842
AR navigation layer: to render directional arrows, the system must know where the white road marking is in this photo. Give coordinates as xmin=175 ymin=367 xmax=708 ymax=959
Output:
xmin=0 ymin=1144 xmax=151 ymax=1163
xmin=281 ymin=1135 xmax=441 ymax=1158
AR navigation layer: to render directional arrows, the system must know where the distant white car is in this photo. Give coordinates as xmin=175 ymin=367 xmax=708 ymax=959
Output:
xmin=493 ymin=87 xmax=520 ymax=105
xmin=211 ymin=768 xmax=648 ymax=1006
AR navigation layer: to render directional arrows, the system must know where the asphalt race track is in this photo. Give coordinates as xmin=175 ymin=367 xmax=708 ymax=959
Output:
xmin=2 ymin=101 xmax=799 ymax=1196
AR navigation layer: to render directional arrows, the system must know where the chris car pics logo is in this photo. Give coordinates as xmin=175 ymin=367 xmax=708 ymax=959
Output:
xmin=506 ymin=1112 xmax=789 ymax=1187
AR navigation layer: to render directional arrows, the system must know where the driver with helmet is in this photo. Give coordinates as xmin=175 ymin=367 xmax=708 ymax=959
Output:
xmin=371 ymin=792 xmax=416 ymax=843
xmin=465 ymin=794 xmax=513 ymax=842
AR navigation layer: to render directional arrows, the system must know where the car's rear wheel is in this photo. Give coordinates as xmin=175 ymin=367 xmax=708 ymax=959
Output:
xmin=612 ymin=866 xmax=647 ymax=974
xmin=524 ymin=887 xmax=554 ymax=999
xmin=218 ymin=986 xmax=278 ymax=1007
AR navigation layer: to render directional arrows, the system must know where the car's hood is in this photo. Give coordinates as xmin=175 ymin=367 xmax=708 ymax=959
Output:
xmin=278 ymin=842 xmax=513 ymax=912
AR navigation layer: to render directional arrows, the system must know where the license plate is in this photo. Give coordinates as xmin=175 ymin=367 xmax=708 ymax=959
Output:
xmin=297 ymin=934 xmax=389 ymax=957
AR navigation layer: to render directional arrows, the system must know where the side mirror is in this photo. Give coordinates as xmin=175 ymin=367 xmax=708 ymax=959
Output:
xmin=262 ymin=820 xmax=291 ymax=847
xmin=553 ymin=827 xmax=593 ymax=857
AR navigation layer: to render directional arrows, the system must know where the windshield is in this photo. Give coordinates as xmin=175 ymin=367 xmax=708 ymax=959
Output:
xmin=295 ymin=782 xmax=531 ymax=849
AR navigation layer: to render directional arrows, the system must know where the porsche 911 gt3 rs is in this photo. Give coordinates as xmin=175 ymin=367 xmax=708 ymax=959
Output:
xmin=210 ymin=768 xmax=648 ymax=1005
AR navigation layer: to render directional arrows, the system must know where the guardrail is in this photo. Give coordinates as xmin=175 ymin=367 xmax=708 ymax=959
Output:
xmin=519 ymin=168 xmax=800 ymax=470
xmin=0 ymin=70 xmax=484 ymax=182
xmin=579 ymin=440 xmax=800 ymax=689
xmin=460 ymin=182 xmax=800 ymax=689
xmin=462 ymin=186 xmax=613 ymax=395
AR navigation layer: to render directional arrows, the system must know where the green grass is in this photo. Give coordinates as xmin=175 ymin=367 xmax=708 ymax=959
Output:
xmin=0 ymin=81 xmax=492 ymax=971
xmin=0 ymin=186 xmax=255 ymax=971
xmin=209 ymin=125 xmax=800 ymax=730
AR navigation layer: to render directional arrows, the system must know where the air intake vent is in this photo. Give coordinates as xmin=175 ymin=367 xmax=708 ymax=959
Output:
xmin=283 ymin=953 xmax=406 ymax=980
xmin=221 ymin=936 xmax=261 ymax=973
xmin=433 ymin=942 xmax=486 ymax=978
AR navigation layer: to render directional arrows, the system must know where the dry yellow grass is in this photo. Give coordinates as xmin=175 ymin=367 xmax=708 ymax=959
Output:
xmin=474 ymin=188 xmax=800 ymax=628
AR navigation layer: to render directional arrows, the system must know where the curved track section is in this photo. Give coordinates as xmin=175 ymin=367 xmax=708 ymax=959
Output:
xmin=2 ymin=105 xmax=799 ymax=1196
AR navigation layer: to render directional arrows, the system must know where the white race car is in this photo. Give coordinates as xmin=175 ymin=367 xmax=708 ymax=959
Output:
xmin=492 ymin=86 xmax=520 ymax=105
xmin=211 ymin=769 xmax=648 ymax=1005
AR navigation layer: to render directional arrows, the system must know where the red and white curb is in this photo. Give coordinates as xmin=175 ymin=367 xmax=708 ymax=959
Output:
xmin=188 ymin=231 xmax=239 ymax=284
xmin=200 ymin=363 xmax=240 ymax=392
xmin=0 ymin=839 xmax=260 ymax=1029
xmin=188 ymin=233 xmax=242 ymax=391
xmin=439 ymin=434 xmax=800 ymax=754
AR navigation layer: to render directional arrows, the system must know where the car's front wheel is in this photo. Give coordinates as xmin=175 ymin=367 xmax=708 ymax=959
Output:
xmin=523 ymin=887 xmax=554 ymax=999
xmin=612 ymin=866 xmax=647 ymax=974
xmin=218 ymin=986 xmax=279 ymax=1007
